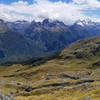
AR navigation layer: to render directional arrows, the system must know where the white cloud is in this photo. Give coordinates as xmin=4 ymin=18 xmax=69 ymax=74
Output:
xmin=73 ymin=0 xmax=100 ymax=9
xmin=0 ymin=0 xmax=100 ymax=25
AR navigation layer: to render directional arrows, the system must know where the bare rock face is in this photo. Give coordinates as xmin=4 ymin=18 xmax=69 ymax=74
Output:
xmin=0 ymin=93 xmax=14 ymax=100
xmin=0 ymin=19 xmax=8 ymax=33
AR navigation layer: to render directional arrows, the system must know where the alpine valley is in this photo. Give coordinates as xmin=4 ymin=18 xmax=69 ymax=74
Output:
xmin=1 ymin=18 xmax=100 ymax=100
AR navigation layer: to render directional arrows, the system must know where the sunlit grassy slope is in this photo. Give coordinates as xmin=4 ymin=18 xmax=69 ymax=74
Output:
xmin=1 ymin=36 xmax=100 ymax=100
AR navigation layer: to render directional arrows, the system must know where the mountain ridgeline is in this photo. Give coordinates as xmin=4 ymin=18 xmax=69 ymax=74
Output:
xmin=0 ymin=19 xmax=100 ymax=64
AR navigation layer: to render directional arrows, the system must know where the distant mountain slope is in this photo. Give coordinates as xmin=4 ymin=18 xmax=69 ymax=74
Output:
xmin=0 ymin=19 xmax=8 ymax=33
xmin=0 ymin=31 xmax=44 ymax=64
xmin=5 ymin=19 xmax=100 ymax=53
xmin=76 ymin=19 xmax=100 ymax=36
xmin=24 ymin=19 xmax=95 ymax=52
xmin=25 ymin=19 xmax=73 ymax=52
xmin=7 ymin=20 xmax=30 ymax=34
xmin=0 ymin=18 xmax=100 ymax=64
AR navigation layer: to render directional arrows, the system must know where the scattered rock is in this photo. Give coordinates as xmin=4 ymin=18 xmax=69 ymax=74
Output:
xmin=60 ymin=73 xmax=79 ymax=80
xmin=15 ymin=90 xmax=20 ymax=96
xmin=15 ymin=70 xmax=21 ymax=72
xmin=25 ymin=87 xmax=32 ymax=92
xmin=25 ymin=79 xmax=94 ymax=91
xmin=75 ymin=80 xmax=94 ymax=85
xmin=87 ymin=71 xmax=92 ymax=75
xmin=81 ymin=97 xmax=90 ymax=100
xmin=92 ymin=61 xmax=100 ymax=67
xmin=45 ymin=75 xmax=56 ymax=80
xmin=3 ymin=75 xmax=15 ymax=78
xmin=0 ymin=93 xmax=14 ymax=100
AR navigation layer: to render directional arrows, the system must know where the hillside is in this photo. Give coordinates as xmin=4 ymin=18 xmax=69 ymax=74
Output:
xmin=60 ymin=36 xmax=100 ymax=69
xmin=0 ymin=31 xmax=45 ymax=64
xmin=0 ymin=36 xmax=100 ymax=100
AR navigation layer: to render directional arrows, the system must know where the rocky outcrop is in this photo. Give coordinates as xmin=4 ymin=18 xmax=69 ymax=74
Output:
xmin=24 ymin=79 xmax=94 ymax=92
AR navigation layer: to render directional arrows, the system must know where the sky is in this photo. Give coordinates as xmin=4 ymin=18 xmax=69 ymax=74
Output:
xmin=0 ymin=0 xmax=100 ymax=25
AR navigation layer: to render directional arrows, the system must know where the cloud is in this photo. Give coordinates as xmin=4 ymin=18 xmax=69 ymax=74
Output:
xmin=73 ymin=0 xmax=100 ymax=9
xmin=0 ymin=0 xmax=100 ymax=25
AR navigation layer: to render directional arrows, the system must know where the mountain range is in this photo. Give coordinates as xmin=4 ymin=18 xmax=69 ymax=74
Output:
xmin=1 ymin=18 xmax=100 ymax=100
xmin=0 ymin=18 xmax=100 ymax=64
xmin=1 ymin=36 xmax=100 ymax=100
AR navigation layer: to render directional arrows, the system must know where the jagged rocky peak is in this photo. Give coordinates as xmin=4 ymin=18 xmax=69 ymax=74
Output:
xmin=28 ymin=18 xmax=66 ymax=28
xmin=0 ymin=19 xmax=4 ymax=24
xmin=42 ymin=18 xmax=66 ymax=27
xmin=42 ymin=19 xmax=50 ymax=26
xmin=52 ymin=20 xmax=66 ymax=26
xmin=31 ymin=20 xmax=41 ymax=27
xmin=6 ymin=20 xmax=30 ymax=34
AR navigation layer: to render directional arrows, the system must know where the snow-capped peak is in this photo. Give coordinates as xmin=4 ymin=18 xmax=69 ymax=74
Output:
xmin=75 ymin=19 xmax=100 ymax=26
xmin=14 ymin=20 xmax=30 ymax=25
